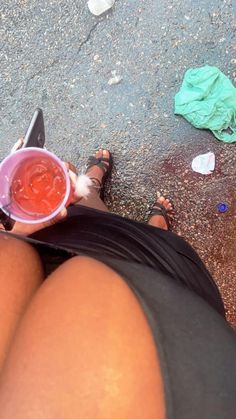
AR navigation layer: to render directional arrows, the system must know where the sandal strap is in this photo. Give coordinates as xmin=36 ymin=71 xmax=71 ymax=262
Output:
xmin=86 ymin=156 xmax=110 ymax=175
xmin=85 ymin=152 xmax=113 ymax=201
xmin=89 ymin=177 xmax=102 ymax=189
xmin=149 ymin=203 xmax=171 ymax=230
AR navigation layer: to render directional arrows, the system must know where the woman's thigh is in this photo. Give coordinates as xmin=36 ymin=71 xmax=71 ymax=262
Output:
xmin=0 ymin=234 xmax=44 ymax=370
xmin=0 ymin=256 xmax=165 ymax=419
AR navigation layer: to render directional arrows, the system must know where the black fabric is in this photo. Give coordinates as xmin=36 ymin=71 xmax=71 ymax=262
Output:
xmin=103 ymin=259 xmax=236 ymax=419
xmin=30 ymin=205 xmax=225 ymax=317
xmin=9 ymin=205 xmax=236 ymax=418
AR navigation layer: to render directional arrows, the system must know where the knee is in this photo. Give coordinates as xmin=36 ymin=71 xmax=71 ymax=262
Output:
xmin=32 ymin=255 xmax=129 ymax=314
xmin=0 ymin=233 xmax=35 ymax=257
xmin=0 ymin=233 xmax=44 ymax=284
xmin=45 ymin=255 xmax=122 ymax=292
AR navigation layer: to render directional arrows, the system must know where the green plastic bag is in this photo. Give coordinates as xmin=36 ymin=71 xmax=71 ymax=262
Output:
xmin=174 ymin=65 xmax=236 ymax=143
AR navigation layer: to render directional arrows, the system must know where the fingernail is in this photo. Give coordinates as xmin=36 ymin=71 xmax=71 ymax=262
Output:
xmin=60 ymin=208 xmax=67 ymax=218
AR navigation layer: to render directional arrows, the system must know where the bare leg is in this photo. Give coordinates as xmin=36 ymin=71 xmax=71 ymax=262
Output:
xmin=77 ymin=149 xmax=111 ymax=212
xmin=0 ymin=256 xmax=165 ymax=419
xmin=78 ymin=186 xmax=109 ymax=212
xmin=0 ymin=148 xmax=111 ymax=367
xmin=0 ymin=234 xmax=44 ymax=370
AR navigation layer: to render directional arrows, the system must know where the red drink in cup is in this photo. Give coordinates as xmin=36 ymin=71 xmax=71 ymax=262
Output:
xmin=11 ymin=156 xmax=67 ymax=216
xmin=0 ymin=148 xmax=71 ymax=224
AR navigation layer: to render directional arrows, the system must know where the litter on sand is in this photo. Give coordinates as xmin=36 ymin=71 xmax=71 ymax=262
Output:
xmin=175 ymin=65 xmax=236 ymax=143
xmin=191 ymin=152 xmax=215 ymax=175
xmin=87 ymin=0 xmax=115 ymax=16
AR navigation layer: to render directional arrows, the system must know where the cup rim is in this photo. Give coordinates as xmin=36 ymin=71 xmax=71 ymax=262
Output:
xmin=0 ymin=147 xmax=70 ymax=224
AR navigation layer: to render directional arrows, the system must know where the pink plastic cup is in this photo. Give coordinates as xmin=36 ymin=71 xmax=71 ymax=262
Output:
xmin=0 ymin=147 xmax=71 ymax=224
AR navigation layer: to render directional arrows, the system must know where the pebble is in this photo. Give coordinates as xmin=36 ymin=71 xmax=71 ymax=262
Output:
xmin=108 ymin=74 xmax=123 ymax=86
xmin=93 ymin=54 xmax=100 ymax=61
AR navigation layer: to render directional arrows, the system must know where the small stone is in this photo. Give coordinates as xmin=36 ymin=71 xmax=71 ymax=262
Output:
xmin=108 ymin=75 xmax=123 ymax=86
xmin=100 ymin=123 xmax=107 ymax=129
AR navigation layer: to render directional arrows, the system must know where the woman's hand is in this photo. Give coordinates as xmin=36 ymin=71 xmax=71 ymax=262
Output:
xmin=0 ymin=161 xmax=81 ymax=236
xmin=10 ymin=207 xmax=68 ymax=236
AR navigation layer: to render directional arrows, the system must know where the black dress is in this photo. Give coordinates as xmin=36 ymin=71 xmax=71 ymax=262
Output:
xmin=4 ymin=205 xmax=236 ymax=418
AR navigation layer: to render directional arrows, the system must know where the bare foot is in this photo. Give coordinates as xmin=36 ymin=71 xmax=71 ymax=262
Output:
xmin=85 ymin=149 xmax=111 ymax=192
xmin=148 ymin=196 xmax=174 ymax=230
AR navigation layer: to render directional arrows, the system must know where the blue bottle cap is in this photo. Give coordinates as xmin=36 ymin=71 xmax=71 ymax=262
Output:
xmin=216 ymin=203 xmax=229 ymax=213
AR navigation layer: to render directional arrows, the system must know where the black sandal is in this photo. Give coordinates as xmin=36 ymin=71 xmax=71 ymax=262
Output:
xmin=85 ymin=151 xmax=113 ymax=200
xmin=148 ymin=201 xmax=174 ymax=230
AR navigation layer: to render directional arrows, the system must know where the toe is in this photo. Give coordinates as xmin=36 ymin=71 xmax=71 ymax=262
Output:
xmin=157 ymin=195 xmax=173 ymax=211
xmin=158 ymin=196 xmax=165 ymax=204
xmin=103 ymin=149 xmax=109 ymax=157
xmin=103 ymin=149 xmax=110 ymax=162
xmin=95 ymin=149 xmax=103 ymax=159
xmin=103 ymin=150 xmax=111 ymax=171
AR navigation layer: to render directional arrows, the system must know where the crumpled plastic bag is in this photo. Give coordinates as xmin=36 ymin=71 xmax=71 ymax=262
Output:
xmin=191 ymin=152 xmax=215 ymax=175
xmin=174 ymin=65 xmax=236 ymax=143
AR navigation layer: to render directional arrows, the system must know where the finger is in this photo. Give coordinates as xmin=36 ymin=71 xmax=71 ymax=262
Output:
xmin=68 ymin=169 xmax=81 ymax=204
xmin=68 ymin=169 xmax=77 ymax=186
xmin=64 ymin=161 xmax=78 ymax=174
xmin=10 ymin=138 xmax=24 ymax=154
xmin=47 ymin=207 xmax=68 ymax=226
xmin=0 ymin=223 xmax=5 ymax=231
xmin=28 ymin=207 xmax=68 ymax=233
xmin=12 ymin=208 xmax=68 ymax=236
